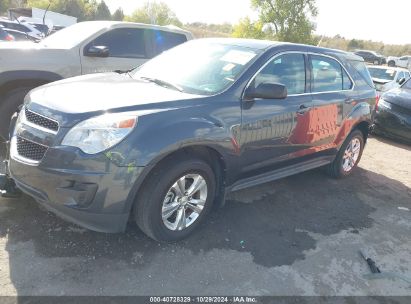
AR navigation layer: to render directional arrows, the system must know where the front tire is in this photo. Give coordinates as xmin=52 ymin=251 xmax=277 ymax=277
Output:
xmin=134 ymin=157 xmax=217 ymax=242
xmin=388 ymin=61 xmax=396 ymax=67
xmin=0 ymin=88 xmax=32 ymax=141
xmin=326 ymin=130 xmax=365 ymax=178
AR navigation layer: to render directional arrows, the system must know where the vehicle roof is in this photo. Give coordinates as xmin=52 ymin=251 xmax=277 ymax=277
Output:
xmin=195 ymin=38 xmax=363 ymax=60
xmin=77 ymin=21 xmax=192 ymax=36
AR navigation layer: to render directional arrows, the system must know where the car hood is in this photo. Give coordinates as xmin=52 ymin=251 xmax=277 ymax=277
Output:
xmin=27 ymin=72 xmax=203 ymax=116
xmin=383 ymin=88 xmax=411 ymax=111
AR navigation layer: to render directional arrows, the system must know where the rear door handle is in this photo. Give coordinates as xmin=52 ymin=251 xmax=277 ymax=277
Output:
xmin=297 ymin=104 xmax=311 ymax=114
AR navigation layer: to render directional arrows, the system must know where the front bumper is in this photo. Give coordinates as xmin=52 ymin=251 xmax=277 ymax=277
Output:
xmin=374 ymin=107 xmax=411 ymax=143
xmin=9 ymin=154 xmax=143 ymax=233
xmin=8 ymin=107 xmax=145 ymax=233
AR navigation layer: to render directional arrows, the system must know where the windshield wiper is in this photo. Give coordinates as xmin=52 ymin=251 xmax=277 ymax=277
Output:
xmin=140 ymin=77 xmax=184 ymax=92
xmin=115 ymin=68 xmax=136 ymax=75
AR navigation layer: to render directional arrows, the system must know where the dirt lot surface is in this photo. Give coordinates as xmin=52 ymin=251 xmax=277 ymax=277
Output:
xmin=0 ymin=136 xmax=410 ymax=296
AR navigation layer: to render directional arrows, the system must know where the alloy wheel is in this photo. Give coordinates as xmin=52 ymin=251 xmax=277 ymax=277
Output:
xmin=161 ymin=174 xmax=208 ymax=231
xmin=342 ymin=137 xmax=362 ymax=172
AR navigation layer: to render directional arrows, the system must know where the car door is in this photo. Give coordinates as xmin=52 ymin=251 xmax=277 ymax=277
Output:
xmin=239 ymin=52 xmax=313 ymax=173
xmin=80 ymin=27 xmax=150 ymax=75
xmin=308 ymin=54 xmax=354 ymax=150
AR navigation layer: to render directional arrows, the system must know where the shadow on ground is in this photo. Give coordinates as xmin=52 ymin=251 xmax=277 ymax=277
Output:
xmin=3 ymin=166 xmax=409 ymax=270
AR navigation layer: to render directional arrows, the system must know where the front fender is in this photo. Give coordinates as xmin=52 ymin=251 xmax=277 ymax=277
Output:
xmin=107 ymin=112 xmax=240 ymax=169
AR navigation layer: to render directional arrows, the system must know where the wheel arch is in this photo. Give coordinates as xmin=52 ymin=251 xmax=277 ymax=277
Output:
xmin=0 ymin=71 xmax=63 ymax=101
xmin=124 ymin=144 xmax=228 ymax=217
xmin=353 ymin=120 xmax=371 ymax=143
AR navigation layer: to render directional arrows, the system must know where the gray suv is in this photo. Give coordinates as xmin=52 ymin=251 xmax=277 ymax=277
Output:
xmin=5 ymin=39 xmax=376 ymax=242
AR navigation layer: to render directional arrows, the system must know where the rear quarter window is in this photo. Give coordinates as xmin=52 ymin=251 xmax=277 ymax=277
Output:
xmin=349 ymin=60 xmax=374 ymax=88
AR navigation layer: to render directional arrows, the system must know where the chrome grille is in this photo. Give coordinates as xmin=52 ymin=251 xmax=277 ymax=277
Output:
xmin=16 ymin=137 xmax=48 ymax=161
xmin=25 ymin=108 xmax=59 ymax=132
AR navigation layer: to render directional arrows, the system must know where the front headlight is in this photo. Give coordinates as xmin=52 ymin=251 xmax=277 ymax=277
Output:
xmin=378 ymin=98 xmax=392 ymax=110
xmin=62 ymin=113 xmax=137 ymax=154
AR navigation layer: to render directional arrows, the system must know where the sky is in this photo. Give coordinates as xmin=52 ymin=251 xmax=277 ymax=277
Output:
xmin=105 ymin=0 xmax=411 ymax=45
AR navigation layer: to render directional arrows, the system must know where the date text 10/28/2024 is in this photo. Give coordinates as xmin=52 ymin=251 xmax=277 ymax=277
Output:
xmin=150 ymin=297 xmax=258 ymax=303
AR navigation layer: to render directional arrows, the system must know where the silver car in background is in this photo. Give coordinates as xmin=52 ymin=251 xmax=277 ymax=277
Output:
xmin=367 ymin=65 xmax=411 ymax=92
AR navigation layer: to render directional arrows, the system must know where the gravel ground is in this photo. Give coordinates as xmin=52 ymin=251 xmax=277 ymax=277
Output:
xmin=0 ymin=135 xmax=410 ymax=296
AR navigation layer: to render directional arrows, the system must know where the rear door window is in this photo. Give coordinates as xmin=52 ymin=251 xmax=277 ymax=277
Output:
xmin=311 ymin=55 xmax=352 ymax=92
xmin=90 ymin=28 xmax=148 ymax=59
xmin=150 ymin=30 xmax=188 ymax=56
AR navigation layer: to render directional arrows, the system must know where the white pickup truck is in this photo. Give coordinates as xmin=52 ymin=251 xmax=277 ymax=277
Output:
xmin=0 ymin=21 xmax=193 ymax=140
xmin=387 ymin=55 xmax=411 ymax=69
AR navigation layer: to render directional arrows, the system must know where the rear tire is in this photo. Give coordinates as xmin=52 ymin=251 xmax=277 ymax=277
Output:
xmin=134 ymin=157 xmax=217 ymax=242
xmin=0 ymin=88 xmax=32 ymax=141
xmin=326 ymin=130 xmax=365 ymax=179
xmin=388 ymin=61 xmax=396 ymax=67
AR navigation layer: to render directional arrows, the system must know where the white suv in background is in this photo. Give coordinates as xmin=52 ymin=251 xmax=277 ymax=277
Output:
xmin=387 ymin=55 xmax=411 ymax=69
xmin=0 ymin=21 xmax=193 ymax=140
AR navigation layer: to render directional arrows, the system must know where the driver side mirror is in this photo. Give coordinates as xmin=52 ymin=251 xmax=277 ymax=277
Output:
xmin=244 ymin=83 xmax=288 ymax=100
xmin=84 ymin=45 xmax=109 ymax=58
xmin=398 ymin=77 xmax=406 ymax=85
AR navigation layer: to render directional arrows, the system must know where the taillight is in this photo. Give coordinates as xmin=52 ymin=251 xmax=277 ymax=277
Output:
xmin=375 ymin=94 xmax=380 ymax=111
xmin=5 ymin=34 xmax=14 ymax=41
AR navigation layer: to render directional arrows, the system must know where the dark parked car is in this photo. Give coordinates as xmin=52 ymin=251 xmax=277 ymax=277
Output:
xmin=374 ymin=78 xmax=411 ymax=143
xmin=355 ymin=50 xmax=386 ymax=65
xmin=3 ymin=39 xmax=376 ymax=241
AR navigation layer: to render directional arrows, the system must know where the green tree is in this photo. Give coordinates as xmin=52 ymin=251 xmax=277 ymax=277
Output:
xmin=347 ymin=39 xmax=364 ymax=50
xmin=126 ymin=1 xmax=182 ymax=27
xmin=232 ymin=17 xmax=265 ymax=39
xmin=251 ymin=0 xmax=318 ymax=44
xmin=94 ymin=0 xmax=110 ymax=20
xmin=0 ymin=0 xmax=11 ymax=15
xmin=112 ymin=7 xmax=124 ymax=21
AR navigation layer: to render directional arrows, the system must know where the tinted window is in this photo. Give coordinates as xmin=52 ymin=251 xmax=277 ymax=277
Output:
xmin=312 ymin=55 xmax=348 ymax=92
xmin=90 ymin=28 xmax=147 ymax=58
xmin=350 ymin=60 xmax=374 ymax=88
xmin=0 ymin=22 xmax=28 ymax=33
xmin=254 ymin=53 xmax=306 ymax=95
xmin=151 ymin=30 xmax=187 ymax=56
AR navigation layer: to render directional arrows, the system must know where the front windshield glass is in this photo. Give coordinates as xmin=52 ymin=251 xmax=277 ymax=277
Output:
xmin=132 ymin=40 xmax=260 ymax=95
xmin=368 ymin=67 xmax=396 ymax=81
xmin=41 ymin=22 xmax=105 ymax=48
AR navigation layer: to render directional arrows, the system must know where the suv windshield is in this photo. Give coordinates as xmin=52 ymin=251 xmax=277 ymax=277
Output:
xmin=41 ymin=22 xmax=104 ymax=48
xmin=368 ymin=67 xmax=396 ymax=81
xmin=132 ymin=40 xmax=260 ymax=95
